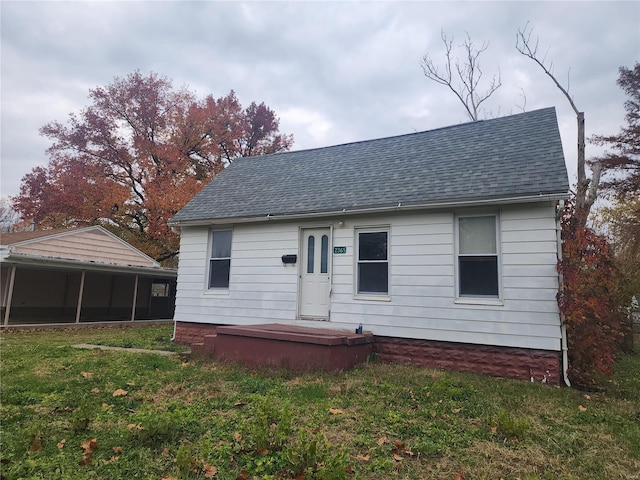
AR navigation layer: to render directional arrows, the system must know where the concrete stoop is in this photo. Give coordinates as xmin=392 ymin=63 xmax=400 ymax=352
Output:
xmin=189 ymin=323 xmax=373 ymax=372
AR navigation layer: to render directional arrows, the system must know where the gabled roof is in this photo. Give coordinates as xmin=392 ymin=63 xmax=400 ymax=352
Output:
xmin=170 ymin=107 xmax=569 ymax=226
xmin=1 ymin=226 xmax=175 ymax=276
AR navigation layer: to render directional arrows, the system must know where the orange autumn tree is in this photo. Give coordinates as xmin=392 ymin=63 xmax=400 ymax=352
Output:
xmin=14 ymin=71 xmax=293 ymax=264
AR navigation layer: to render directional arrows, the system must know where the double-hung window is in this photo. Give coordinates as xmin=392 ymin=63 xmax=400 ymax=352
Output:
xmin=457 ymin=215 xmax=499 ymax=297
xmin=209 ymin=230 xmax=232 ymax=289
xmin=356 ymin=229 xmax=389 ymax=295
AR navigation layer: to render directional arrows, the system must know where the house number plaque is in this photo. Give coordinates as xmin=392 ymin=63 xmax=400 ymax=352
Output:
xmin=333 ymin=246 xmax=346 ymax=254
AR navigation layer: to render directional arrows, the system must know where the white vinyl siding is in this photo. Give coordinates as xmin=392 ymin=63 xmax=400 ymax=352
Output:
xmin=173 ymin=202 xmax=562 ymax=351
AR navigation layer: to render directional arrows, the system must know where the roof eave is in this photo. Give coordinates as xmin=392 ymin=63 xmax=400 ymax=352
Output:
xmin=169 ymin=191 xmax=570 ymax=227
xmin=1 ymin=253 xmax=177 ymax=277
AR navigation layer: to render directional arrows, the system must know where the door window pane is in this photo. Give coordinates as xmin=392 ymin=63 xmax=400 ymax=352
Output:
xmin=307 ymin=236 xmax=315 ymax=274
xmin=321 ymin=235 xmax=329 ymax=273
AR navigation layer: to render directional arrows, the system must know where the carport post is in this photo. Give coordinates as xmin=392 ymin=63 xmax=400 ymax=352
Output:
xmin=75 ymin=270 xmax=85 ymax=323
xmin=3 ymin=265 xmax=16 ymax=326
xmin=130 ymin=274 xmax=139 ymax=321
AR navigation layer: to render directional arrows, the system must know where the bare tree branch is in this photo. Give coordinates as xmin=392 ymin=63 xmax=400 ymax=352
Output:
xmin=516 ymin=22 xmax=597 ymax=223
xmin=421 ymin=30 xmax=502 ymax=121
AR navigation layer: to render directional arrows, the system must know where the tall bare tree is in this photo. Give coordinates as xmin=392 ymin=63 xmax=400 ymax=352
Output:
xmin=516 ymin=23 xmax=600 ymax=224
xmin=421 ymin=30 xmax=502 ymax=121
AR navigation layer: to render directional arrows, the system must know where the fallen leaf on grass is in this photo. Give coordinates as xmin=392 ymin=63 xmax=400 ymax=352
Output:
xmin=57 ymin=439 xmax=66 ymax=449
xmin=203 ymin=463 xmax=218 ymax=478
xmin=578 ymin=405 xmax=587 ymax=412
xmin=127 ymin=423 xmax=143 ymax=431
xmin=79 ymin=456 xmax=93 ymax=466
xmin=329 ymin=408 xmax=344 ymax=415
xmin=91 ymin=388 xmax=100 ymax=394
xmin=393 ymin=453 xmax=403 ymax=461
xmin=233 ymin=432 xmax=242 ymax=442
xmin=404 ymin=450 xmax=414 ymax=456
xmin=233 ymin=401 xmax=246 ymax=407
xmin=257 ymin=448 xmax=269 ymax=456
xmin=377 ymin=436 xmax=388 ymax=446
xmin=583 ymin=394 xmax=591 ymax=401
xmin=491 ymin=426 xmax=498 ymax=433
xmin=162 ymin=447 xmax=170 ymax=455
xmin=80 ymin=371 xmax=93 ymax=379
xmin=236 ymin=471 xmax=250 ymax=480
xmin=112 ymin=389 xmax=128 ymax=397
xmin=452 ymin=408 xmax=462 ymax=414
xmin=356 ymin=454 xmax=370 ymax=461
xmin=101 ymin=403 xmax=113 ymax=409
xmin=81 ymin=438 xmax=98 ymax=455
xmin=113 ymin=446 xmax=123 ymax=454
xmin=454 ymin=470 xmax=465 ymax=480
xmin=102 ymin=456 xmax=119 ymax=464
xmin=393 ymin=439 xmax=405 ymax=451
xmin=126 ymin=381 xmax=136 ymax=386
xmin=28 ymin=442 xmax=43 ymax=452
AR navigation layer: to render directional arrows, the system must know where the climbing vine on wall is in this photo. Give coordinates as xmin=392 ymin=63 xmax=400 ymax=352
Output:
xmin=557 ymin=202 xmax=627 ymax=388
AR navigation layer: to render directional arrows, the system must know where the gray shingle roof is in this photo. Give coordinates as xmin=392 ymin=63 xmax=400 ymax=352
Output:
xmin=170 ymin=107 xmax=569 ymax=225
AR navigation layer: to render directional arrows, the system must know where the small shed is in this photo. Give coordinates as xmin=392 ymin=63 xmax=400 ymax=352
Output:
xmin=0 ymin=226 xmax=177 ymax=327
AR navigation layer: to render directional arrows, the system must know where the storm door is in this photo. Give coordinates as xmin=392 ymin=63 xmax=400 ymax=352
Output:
xmin=299 ymin=228 xmax=331 ymax=318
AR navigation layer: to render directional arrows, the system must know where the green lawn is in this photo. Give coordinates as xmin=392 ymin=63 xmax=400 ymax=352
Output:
xmin=1 ymin=325 xmax=638 ymax=479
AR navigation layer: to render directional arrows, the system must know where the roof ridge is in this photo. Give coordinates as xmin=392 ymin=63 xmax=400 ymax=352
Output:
xmin=237 ymin=107 xmax=556 ymax=163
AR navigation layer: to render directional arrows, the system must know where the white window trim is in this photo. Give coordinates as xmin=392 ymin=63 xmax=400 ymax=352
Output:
xmin=454 ymin=212 xmax=503 ymax=303
xmin=206 ymin=228 xmax=232 ymax=293
xmin=354 ymin=226 xmax=391 ymax=300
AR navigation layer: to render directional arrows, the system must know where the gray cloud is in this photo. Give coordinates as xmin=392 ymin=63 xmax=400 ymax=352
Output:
xmin=2 ymin=1 xmax=638 ymax=198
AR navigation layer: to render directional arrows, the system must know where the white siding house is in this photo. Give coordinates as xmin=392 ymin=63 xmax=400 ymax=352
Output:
xmin=169 ymin=108 xmax=570 ymax=382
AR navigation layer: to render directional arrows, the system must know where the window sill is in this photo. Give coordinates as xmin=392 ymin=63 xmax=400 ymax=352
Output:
xmin=454 ymin=297 xmax=503 ymax=307
xmin=354 ymin=294 xmax=391 ymax=302
xmin=204 ymin=288 xmax=230 ymax=296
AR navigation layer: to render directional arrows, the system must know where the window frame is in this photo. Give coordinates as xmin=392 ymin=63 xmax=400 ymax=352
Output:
xmin=354 ymin=227 xmax=390 ymax=299
xmin=207 ymin=228 xmax=232 ymax=291
xmin=455 ymin=212 xmax=502 ymax=302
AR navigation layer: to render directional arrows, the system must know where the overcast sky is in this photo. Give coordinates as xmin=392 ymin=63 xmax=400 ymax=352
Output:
xmin=1 ymin=1 xmax=639 ymax=200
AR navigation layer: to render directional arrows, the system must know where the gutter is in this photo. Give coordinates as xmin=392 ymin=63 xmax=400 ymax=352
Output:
xmin=1 ymin=252 xmax=178 ymax=277
xmin=169 ymin=192 xmax=570 ymax=227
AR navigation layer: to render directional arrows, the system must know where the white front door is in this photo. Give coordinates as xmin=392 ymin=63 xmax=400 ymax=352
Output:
xmin=299 ymin=228 xmax=331 ymax=318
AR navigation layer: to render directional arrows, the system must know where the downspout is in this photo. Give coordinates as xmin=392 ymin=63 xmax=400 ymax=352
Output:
xmin=556 ymin=200 xmax=571 ymax=387
xmin=171 ymin=320 xmax=177 ymax=342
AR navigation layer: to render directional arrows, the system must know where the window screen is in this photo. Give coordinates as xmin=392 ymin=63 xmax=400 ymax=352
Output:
xmin=357 ymin=230 xmax=388 ymax=294
xmin=209 ymin=230 xmax=232 ymax=288
xmin=458 ymin=216 xmax=499 ymax=297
